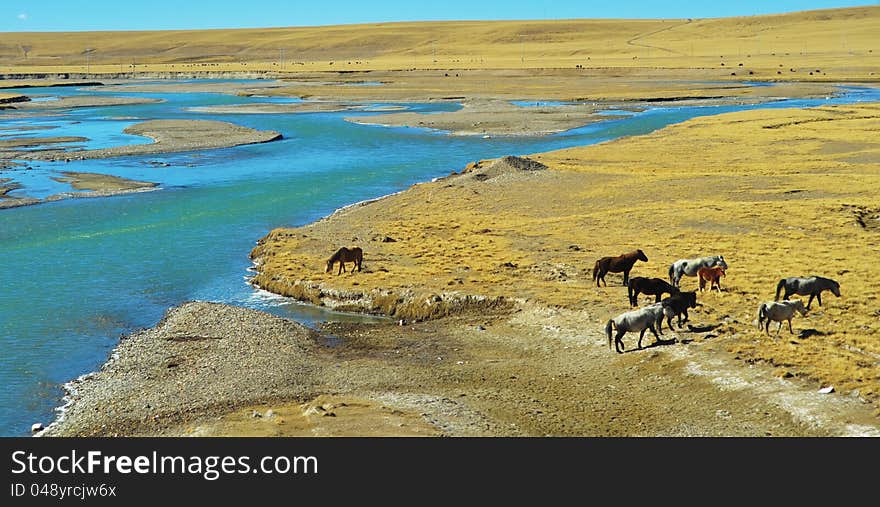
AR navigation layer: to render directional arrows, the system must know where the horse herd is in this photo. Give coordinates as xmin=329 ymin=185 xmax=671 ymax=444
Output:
xmin=322 ymin=245 xmax=841 ymax=354
xmin=595 ymin=250 xmax=841 ymax=354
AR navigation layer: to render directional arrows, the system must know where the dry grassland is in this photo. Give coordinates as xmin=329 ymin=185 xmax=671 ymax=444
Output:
xmin=0 ymin=6 xmax=876 ymax=84
xmin=252 ymin=102 xmax=880 ymax=414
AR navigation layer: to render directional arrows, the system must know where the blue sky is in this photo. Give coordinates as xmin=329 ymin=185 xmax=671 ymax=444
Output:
xmin=3 ymin=1 xmax=877 ymax=32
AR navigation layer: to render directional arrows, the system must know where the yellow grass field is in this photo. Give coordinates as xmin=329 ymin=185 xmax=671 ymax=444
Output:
xmin=0 ymin=6 xmax=877 ymax=82
xmin=252 ymin=102 xmax=880 ymax=414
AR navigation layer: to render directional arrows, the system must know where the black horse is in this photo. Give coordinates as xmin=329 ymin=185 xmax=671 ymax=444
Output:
xmin=660 ymin=291 xmax=698 ymax=330
xmin=627 ymin=277 xmax=679 ymax=307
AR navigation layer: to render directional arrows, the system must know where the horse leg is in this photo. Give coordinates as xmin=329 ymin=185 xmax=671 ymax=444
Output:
xmin=816 ymin=292 xmax=822 ymax=307
xmin=806 ymin=293 xmax=815 ymax=310
xmin=638 ymin=328 xmax=646 ymax=349
xmin=788 ymin=319 xmax=794 ymax=334
xmin=649 ymin=324 xmax=660 ymax=344
xmin=622 ymin=269 xmax=629 ymax=287
xmin=615 ymin=329 xmax=626 ymax=354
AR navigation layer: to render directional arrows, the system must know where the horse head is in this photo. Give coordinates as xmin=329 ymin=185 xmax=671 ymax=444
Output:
xmin=716 ymin=256 xmax=728 ymax=270
xmin=830 ymin=280 xmax=841 ymax=297
xmin=684 ymin=291 xmax=698 ymax=308
xmin=793 ymin=299 xmax=807 ymax=316
xmin=636 ymin=249 xmax=648 ymax=262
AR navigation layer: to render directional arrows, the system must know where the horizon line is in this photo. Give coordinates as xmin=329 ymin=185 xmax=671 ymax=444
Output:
xmin=3 ymin=4 xmax=874 ymax=34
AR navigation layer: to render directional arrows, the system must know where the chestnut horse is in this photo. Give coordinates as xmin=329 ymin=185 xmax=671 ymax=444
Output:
xmin=325 ymin=246 xmax=363 ymax=275
xmin=593 ymin=249 xmax=648 ymax=287
xmin=592 ymin=249 xmax=648 ymax=287
xmin=697 ymin=266 xmax=726 ymax=292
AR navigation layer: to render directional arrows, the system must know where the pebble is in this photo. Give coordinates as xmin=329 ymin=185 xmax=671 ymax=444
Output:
xmin=31 ymin=423 xmax=44 ymax=433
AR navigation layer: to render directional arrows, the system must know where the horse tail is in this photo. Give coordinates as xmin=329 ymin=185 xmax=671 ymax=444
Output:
xmin=668 ymin=264 xmax=675 ymax=284
xmin=774 ymin=279 xmax=785 ymax=301
xmin=757 ymin=304 xmax=767 ymax=330
xmin=592 ymin=261 xmax=599 ymax=281
xmin=605 ymin=320 xmax=615 ymax=350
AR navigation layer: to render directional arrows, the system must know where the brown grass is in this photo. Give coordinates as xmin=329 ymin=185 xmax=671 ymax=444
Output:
xmin=251 ymin=102 xmax=880 ymax=413
xmin=0 ymin=6 xmax=876 ymax=83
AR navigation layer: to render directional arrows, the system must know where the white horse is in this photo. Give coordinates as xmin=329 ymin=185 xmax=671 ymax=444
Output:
xmin=605 ymin=303 xmax=665 ymax=354
xmin=757 ymin=299 xmax=807 ymax=336
xmin=668 ymin=255 xmax=728 ymax=287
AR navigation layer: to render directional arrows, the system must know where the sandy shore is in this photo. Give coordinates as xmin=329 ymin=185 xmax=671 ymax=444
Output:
xmin=42 ymin=298 xmax=879 ymax=437
xmin=0 ymin=119 xmax=282 ymax=161
xmin=186 ymin=102 xmax=364 ymax=114
xmin=0 ymin=171 xmax=159 ymax=210
xmin=0 ymin=136 xmax=87 ymax=149
xmin=51 ymin=171 xmax=158 ymax=192
xmin=8 ymin=95 xmax=163 ymax=110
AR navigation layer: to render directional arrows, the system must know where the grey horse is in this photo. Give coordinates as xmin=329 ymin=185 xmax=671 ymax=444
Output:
xmin=775 ymin=276 xmax=840 ymax=310
xmin=757 ymin=299 xmax=808 ymax=336
xmin=605 ymin=303 xmax=665 ymax=354
xmin=668 ymin=255 xmax=727 ymax=287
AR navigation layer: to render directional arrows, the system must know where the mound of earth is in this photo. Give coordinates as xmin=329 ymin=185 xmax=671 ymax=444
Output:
xmin=462 ymin=155 xmax=548 ymax=182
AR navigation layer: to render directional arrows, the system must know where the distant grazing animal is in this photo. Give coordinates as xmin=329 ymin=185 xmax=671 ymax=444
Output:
xmin=325 ymin=246 xmax=363 ymax=275
xmin=592 ymin=249 xmax=648 ymax=288
xmin=627 ymin=277 xmax=679 ymax=307
xmin=605 ymin=303 xmax=665 ymax=354
xmin=669 ymin=255 xmax=728 ymax=287
xmin=660 ymin=291 xmax=699 ymax=330
xmin=757 ymin=299 xmax=807 ymax=336
xmin=697 ymin=266 xmax=726 ymax=292
xmin=775 ymin=276 xmax=840 ymax=310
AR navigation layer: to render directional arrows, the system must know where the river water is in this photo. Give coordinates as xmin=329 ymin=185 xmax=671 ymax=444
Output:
xmin=0 ymin=80 xmax=876 ymax=435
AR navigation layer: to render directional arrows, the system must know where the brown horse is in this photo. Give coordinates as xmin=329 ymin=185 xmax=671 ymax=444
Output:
xmin=697 ymin=266 xmax=726 ymax=292
xmin=326 ymin=246 xmax=363 ymax=275
xmin=627 ymin=276 xmax=679 ymax=307
xmin=592 ymin=249 xmax=648 ymax=287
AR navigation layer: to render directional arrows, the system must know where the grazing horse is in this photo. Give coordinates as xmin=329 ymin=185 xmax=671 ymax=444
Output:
xmin=660 ymin=291 xmax=698 ymax=330
xmin=775 ymin=276 xmax=840 ymax=310
xmin=325 ymin=246 xmax=363 ymax=275
xmin=757 ymin=299 xmax=807 ymax=336
xmin=592 ymin=249 xmax=648 ymax=287
xmin=697 ymin=266 xmax=726 ymax=292
xmin=668 ymin=255 xmax=727 ymax=287
xmin=627 ymin=277 xmax=679 ymax=307
xmin=605 ymin=303 xmax=665 ymax=354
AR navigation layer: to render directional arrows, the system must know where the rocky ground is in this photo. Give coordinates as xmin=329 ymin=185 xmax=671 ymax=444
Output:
xmin=42 ymin=300 xmax=879 ymax=437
